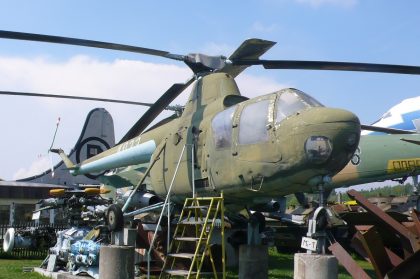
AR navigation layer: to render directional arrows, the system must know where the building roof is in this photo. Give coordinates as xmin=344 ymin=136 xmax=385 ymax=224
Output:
xmin=0 ymin=181 xmax=69 ymax=200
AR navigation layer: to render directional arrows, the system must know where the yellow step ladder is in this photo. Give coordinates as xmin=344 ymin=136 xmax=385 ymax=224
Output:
xmin=160 ymin=193 xmax=226 ymax=278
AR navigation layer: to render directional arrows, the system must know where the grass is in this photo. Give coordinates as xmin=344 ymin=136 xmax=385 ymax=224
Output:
xmin=0 ymin=249 xmax=375 ymax=278
xmin=0 ymin=259 xmax=45 ymax=279
xmin=226 ymin=248 xmax=375 ymax=279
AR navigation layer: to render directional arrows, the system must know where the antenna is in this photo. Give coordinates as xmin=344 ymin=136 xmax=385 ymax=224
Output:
xmin=48 ymin=117 xmax=61 ymax=177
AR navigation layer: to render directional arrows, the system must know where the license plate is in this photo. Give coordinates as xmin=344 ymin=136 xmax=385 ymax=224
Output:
xmin=301 ymin=237 xmax=317 ymax=251
xmin=32 ymin=211 xmax=41 ymax=220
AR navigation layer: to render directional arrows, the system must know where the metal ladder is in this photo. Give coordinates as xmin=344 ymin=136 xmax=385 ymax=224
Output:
xmin=159 ymin=193 xmax=226 ymax=278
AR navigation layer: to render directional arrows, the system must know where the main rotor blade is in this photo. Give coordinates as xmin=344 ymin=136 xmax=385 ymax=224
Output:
xmin=119 ymin=77 xmax=195 ymax=143
xmin=233 ymin=60 xmax=420 ymax=75
xmin=0 ymin=90 xmax=157 ymax=107
xmin=400 ymin=138 xmax=420 ymax=146
xmin=361 ymin=124 xmax=417 ymax=134
xmin=0 ymin=30 xmax=184 ymax=61
xmin=218 ymin=38 xmax=276 ymax=77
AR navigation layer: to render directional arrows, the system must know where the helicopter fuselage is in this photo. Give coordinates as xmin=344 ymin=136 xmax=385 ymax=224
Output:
xmin=92 ymin=72 xmax=360 ymax=208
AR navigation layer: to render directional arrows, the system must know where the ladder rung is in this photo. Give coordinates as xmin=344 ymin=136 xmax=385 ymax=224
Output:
xmin=164 ymin=269 xmax=196 ymax=276
xmin=186 ymin=197 xmax=223 ymax=201
xmin=167 ymin=253 xmax=199 ymax=259
xmin=184 ymin=205 xmax=209 ymax=210
xmin=178 ymin=220 xmax=207 ymax=225
xmin=174 ymin=236 xmax=206 ymax=242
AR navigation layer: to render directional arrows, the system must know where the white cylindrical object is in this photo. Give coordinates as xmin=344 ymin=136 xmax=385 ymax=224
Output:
xmin=3 ymin=228 xmax=33 ymax=253
xmin=294 ymin=253 xmax=338 ymax=279
xmin=78 ymin=140 xmax=156 ymax=174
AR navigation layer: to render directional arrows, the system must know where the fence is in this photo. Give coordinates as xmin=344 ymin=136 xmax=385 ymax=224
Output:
xmin=0 ymin=222 xmax=69 ymax=258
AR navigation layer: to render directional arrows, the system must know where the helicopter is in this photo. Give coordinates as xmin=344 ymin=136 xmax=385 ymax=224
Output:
xmin=1 ymin=30 xmax=420 ymax=223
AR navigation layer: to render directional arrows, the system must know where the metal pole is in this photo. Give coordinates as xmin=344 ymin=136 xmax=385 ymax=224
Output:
xmin=221 ymin=192 xmax=226 ymax=279
xmin=9 ymin=203 xmax=15 ymax=226
xmin=167 ymin=201 xmax=170 ymax=253
xmin=191 ymin=144 xmax=196 ymax=198
xmin=147 ymin=144 xmax=186 ymax=279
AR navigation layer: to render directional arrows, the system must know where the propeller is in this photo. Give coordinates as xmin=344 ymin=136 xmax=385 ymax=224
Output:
xmin=231 ymin=60 xmax=420 ymax=75
xmin=119 ymin=78 xmax=195 ymax=143
xmin=361 ymin=124 xmax=417 ymax=134
xmin=0 ymin=31 xmax=278 ymax=142
xmin=0 ymin=30 xmax=224 ymax=74
xmin=0 ymin=30 xmax=180 ymax=59
xmin=2 ymin=30 xmax=420 ymax=76
xmin=400 ymin=138 xmax=420 ymax=145
xmin=2 ymin=30 xmax=420 ymax=143
xmin=0 ymin=90 xmax=181 ymax=112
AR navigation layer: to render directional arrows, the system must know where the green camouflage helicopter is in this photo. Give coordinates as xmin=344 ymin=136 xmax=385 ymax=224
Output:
xmin=1 ymin=30 xmax=420 ymax=221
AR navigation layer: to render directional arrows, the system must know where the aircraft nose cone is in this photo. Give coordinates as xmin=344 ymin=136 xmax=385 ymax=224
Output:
xmin=304 ymin=107 xmax=360 ymax=125
xmin=297 ymin=107 xmax=361 ymax=174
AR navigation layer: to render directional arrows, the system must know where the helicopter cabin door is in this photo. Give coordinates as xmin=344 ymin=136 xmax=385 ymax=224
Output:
xmin=231 ymin=95 xmax=281 ymax=186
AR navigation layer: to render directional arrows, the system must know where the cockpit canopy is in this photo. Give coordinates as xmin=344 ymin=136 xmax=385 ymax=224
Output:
xmin=211 ymin=88 xmax=324 ymax=148
xmin=276 ymin=89 xmax=323 ymax=123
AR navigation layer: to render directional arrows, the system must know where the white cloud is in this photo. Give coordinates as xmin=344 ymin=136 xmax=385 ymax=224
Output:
xmin=295 ymin=0 xmax=357 ymax=8
xmin=0 ymin=55 xmax=191 ymax=102
xmin=13 ymin=155 xmax=51 ymax=180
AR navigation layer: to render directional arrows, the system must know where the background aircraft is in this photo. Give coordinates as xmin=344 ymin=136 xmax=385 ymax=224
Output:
xmin=10 ymin=108 xmax=115 ymax=187
xmin=331 ymin=98 xmax=420 ymax=190
xmin=363 ymin=96 xmax=420 ymax=135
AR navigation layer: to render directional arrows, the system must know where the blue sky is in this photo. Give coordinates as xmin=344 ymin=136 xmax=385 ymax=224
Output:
xmin=0 ymin=0 xmax=420 ymax=181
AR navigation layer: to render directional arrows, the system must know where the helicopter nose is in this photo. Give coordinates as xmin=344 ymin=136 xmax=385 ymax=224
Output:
xmin=303 ymin=107 xmax=360 ymax=126
xmin=297 ymin=107 xmax=361 ymax=173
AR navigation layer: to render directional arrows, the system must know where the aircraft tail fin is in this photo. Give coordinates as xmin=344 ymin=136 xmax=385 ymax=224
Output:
xmin=413 ymin=119 xmax=420 ymax=133
xmin=18 ymin=108 xmax=115 ymax=185
xmin=363 ymin=96 xmax=420 ymax=135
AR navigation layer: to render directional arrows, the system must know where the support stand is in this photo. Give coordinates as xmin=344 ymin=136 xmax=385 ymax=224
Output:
xmin=294 ymin=181 xmax=338 ymax=279
xmin=239 ymin=215 xmax=268 ymax=279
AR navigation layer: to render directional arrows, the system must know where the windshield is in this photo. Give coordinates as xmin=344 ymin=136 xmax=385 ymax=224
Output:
xmin=212 ymin=106 xmax=236 ymax=149
xmin=276 ymin=89 xmax=323 ymax=123
xmin=239 ymin=100 xmax=270 ymax=145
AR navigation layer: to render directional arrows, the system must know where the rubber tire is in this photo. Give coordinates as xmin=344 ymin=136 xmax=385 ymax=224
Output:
xmin=106 ymin=204 xmax=124 ymax=231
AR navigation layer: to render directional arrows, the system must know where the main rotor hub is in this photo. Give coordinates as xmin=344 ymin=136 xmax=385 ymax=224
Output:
xmin=184 ymin=53 xmax=227 ymax=73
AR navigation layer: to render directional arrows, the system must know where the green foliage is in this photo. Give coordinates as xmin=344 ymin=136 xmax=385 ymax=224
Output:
xmin=331 ymin=183 xmax=414 ymax=202
xmin=285 ymin=183 xmax=415 ymax=207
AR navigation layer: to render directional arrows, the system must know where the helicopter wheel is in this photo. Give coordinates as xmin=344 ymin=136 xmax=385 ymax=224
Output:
xmin=106 ymin=204 xmax=124 ymax=232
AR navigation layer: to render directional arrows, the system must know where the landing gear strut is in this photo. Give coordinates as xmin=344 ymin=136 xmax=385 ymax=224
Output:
xmin=305 ymin=177 xmax=331 ymax=254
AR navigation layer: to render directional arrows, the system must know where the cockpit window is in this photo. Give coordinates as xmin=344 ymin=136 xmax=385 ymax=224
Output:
xmin=299 ymin=91 xmax=324 ymax=107
xmin=212 ymin=106 xmax=236 ymax=149
xmin=276 ymin=89 xmax=322 ymax=123
xmin=239 ymin=100 xmax=270 ymax=144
